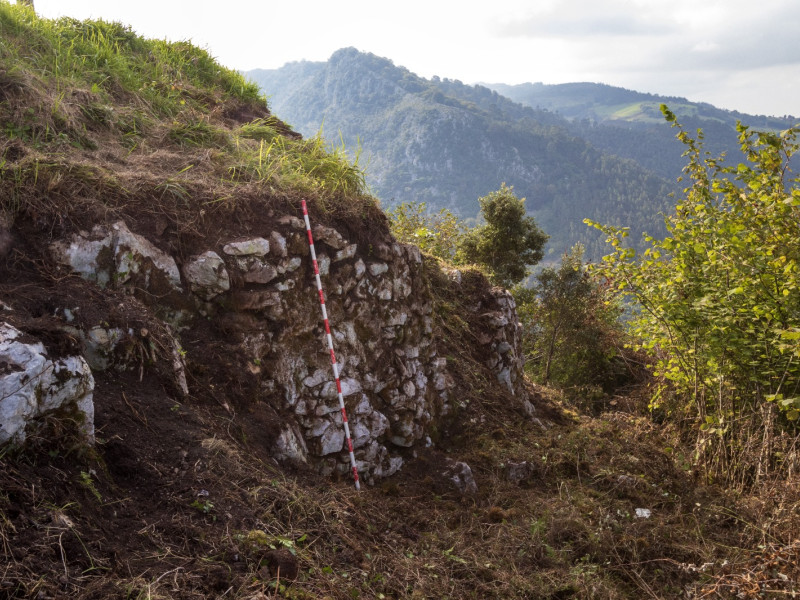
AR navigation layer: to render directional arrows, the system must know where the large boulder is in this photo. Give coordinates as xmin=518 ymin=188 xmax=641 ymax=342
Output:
xmin=51 ymin=220 xmax=182 ymax=297
xmin=0 ymin=322 xmax=95 ymax=445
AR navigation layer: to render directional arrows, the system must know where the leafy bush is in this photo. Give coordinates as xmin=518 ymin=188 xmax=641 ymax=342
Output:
xmin=516 ymin=245 xmax=627 ymax=408
xmin=386 ymin=202 xmax=466 ymax=260
xmin=587 ymin=106 xmax=800 ymax=485
xmin=456 ymin=184 xmax=548 ymax=288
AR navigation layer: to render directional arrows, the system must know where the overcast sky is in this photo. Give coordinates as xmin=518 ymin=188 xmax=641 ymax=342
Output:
xmin=34 ymin=0 xmax=800 ymax=118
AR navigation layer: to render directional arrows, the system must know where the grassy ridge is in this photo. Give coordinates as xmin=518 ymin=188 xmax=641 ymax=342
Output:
xmin=0 ymin=1 xmax=374 ymax=224
xmin=0 ymin=3 xmax=262 ymax=115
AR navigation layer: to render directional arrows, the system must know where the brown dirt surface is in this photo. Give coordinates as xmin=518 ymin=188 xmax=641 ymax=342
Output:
xmin=2 ymin=261 xmax=799 ymax=599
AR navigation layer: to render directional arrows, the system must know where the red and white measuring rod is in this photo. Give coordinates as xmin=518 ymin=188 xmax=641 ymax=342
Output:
xmin=301 ymin=200 xmax=361 ymax=490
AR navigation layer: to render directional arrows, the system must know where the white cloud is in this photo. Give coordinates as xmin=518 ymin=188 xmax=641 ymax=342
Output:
xmin=31 ymin=0 xmax=800 ymax=117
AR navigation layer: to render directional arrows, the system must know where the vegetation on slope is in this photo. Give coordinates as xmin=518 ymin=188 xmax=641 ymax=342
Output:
xmin=588 ymin=108 xmax=800 ymax=488
xmin=487 ymin=81 xmax=799 ymax=182
xmin=0 ymin=2 xmax=377 ymax=235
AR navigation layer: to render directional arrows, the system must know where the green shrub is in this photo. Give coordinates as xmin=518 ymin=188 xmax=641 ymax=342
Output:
xmin=587 ymin=106 xmax=800 ymax=485
xmin=456 ymin=184 xmax=548 ymax=288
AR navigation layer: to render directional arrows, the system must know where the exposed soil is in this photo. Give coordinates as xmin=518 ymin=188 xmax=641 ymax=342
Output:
xmin=2 ymin=243 xmax=798 ymax=599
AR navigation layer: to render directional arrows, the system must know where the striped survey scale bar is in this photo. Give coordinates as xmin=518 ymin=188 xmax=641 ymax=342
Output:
xmin=301 ymin=199 xmax=361 ymax=490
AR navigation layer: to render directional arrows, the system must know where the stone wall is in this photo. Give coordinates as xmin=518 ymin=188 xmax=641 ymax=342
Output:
xmin=49 ymin=214 xmax=528 ymax=483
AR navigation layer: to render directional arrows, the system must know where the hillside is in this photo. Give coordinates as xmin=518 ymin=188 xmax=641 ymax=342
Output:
xmin=486 ymin=82 xmax=799 ymax=181
xmin=247 ymin=49 xmax=675 ymax=261
xmin=1 ymin=6 xmax=798 ymax=600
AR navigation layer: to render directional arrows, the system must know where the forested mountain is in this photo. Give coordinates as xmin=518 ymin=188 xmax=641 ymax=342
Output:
xmin=487 ymin=82 xmax=798 ymax=181
xmin=247 ymin=49 xmax=675 ymax=261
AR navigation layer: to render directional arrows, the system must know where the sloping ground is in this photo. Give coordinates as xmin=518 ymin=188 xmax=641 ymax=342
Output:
xmin=3 ymin=369 xmax=799 ymax=599
xmin=1 ymin=6 xmax=798 ymax=600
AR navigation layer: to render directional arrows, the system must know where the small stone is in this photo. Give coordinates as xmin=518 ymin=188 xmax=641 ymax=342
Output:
xmin=496 ymin=341 xmax=512 ymax=354
xmin=280 ymin=257 xmax=302 ymax=273
xmin=303 ymin=369 xmax=329 ymax=388
xmin=317 ymin=255 xmax=330 ymax=276
xmin=83 ymin=326 xmax=125 ymax=371
xmin=317 ymin=425 xmax=345 ymax=456
xmin=320 ymin=377 xmax=362 ymax=399
xmin=241 ymin=262 xmax=278 ymax=284
xmin=334 ymin=244 xmax=358 ymax=262
xmin=443 ymin=460 xmax=478 ymax=495
xmin=269 ymin=232 xmax=288 ymax=257
xmin=0 ymin=322 xmax=95 ymax=445
xmin=312 ymin=225 xmax=347 ymax=249
xmin=222 ymin=237 xmax=270 ymax=257
xmin=354 ymin=259 xmax=366 ymax=278
xmin=183 ymin=251 xmax=230 ymax=300
xmin=368 ymin=262 xmax=389 ymax=276
xmin=272 ymin=425 xmax=308 ymax=465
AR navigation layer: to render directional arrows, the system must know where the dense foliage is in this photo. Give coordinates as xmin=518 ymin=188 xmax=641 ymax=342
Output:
xmin=388 ymin=186 xmax=547 ymax=288
xmin=385 ymin=202 xmax=465 ymax=261
xmin=456 ymin=184 xmax=548 ymax=288
xmin=516 ymin=245 xmax=626 ymax=405
xmin=587 ymin=106 xmax=800 ymax=485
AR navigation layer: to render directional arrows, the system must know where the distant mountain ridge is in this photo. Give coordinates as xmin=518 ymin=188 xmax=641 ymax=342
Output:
xmin=485 ymin=81 xmax=796 ymax=125
xmin=246 ymin=48 xmax=793 ymax=260
xmin=486 ymin=82 xmax=798 ymax=181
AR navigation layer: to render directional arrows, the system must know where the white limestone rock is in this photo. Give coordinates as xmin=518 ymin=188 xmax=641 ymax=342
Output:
xmin=302 ymin=369 xmax=329 ymax=389
xmin=334 ymin=244 xmax=358 ymax=262
xmin=351 ymin=410 xmax=389 ymax=449
xmin=317 ymin=255 xmax=330 ymax=276
xmin=368 ymin=262 xmax=389 ymax=277
xmin=269 ymin=232 xmax=288 ymax=257
xmin=52 ymin=220 xmax=182 ymax=294
xmin=320 ymin=377 xmax=362 ymax=399
xmin=51 ymin=227 xmax=114 ymax=286
xmin=354 ymin=259 xmax=366 ymax=279
xmin=443 ymin=460 xmax=478 ymax=495
xmin=272 ymin=424 xmax=308 ymax=465
xmin=278 ymin=257 xmax=302 ymax=274
xmin=312 ymin=225 xmax=347 ymax=249
xmin=317 ymin=422 xmax=345 ymax=456
xmin=236 ymin=257 xmax=278 ymax=284
xmin=183 ymin=251 xmax=230 ymax=300
xmin=0 ymin=322 xmax=95 ymax=445
xmin=222 ymin=237 xmax=270 ymax=257
xmin=83 ymin=325 xmax=125 ymax=371
xmin=389 ymin=413 xmax=418 ymax=447
xmin=112 ymin=221 xmax=182 ymax=291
